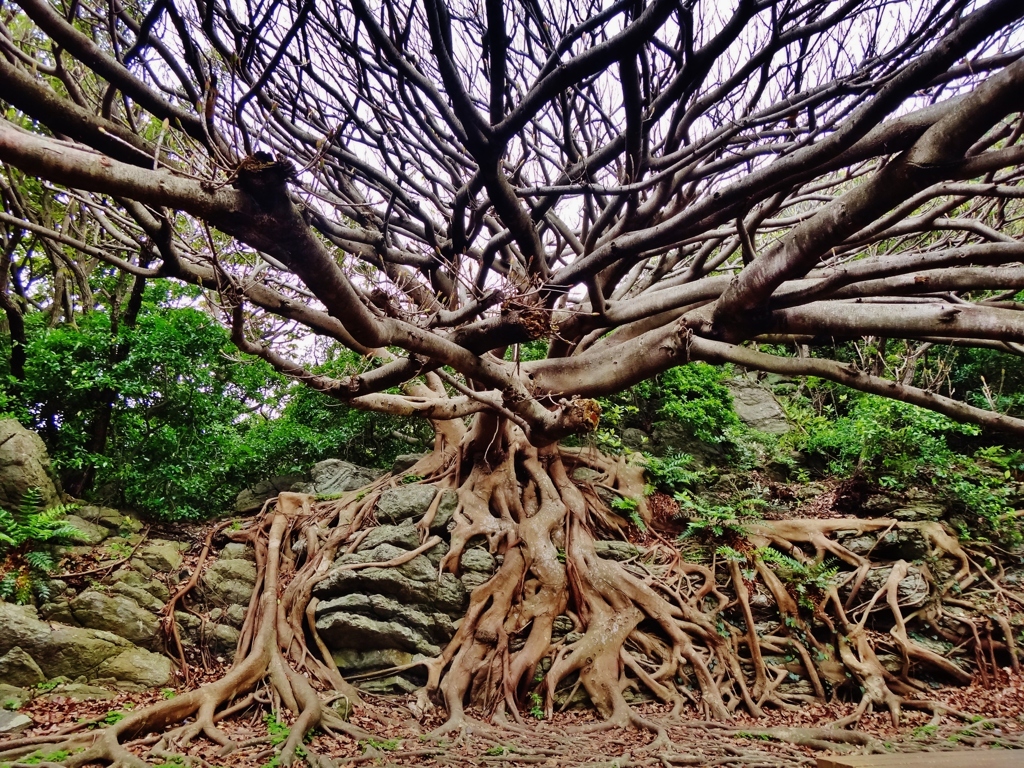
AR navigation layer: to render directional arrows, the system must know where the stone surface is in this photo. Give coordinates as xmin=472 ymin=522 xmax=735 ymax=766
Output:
xmin=202 ymin=557 xmax=258 ymax=607
xmin=315 ymin=612 xmax=441 ymax=656
xmin=432 ymin=490 xmax=458 ymax=533
xmin=391 ymin=453 xmax=428 ymax=475
xmin=0 ymin=646 xmax=44 ymax=687
xmin=207 ymin=624 xmax=240 ymax=656
xmin=725 ymin=376 xmax=791 ymax=434
xmin=109 ymin=568 xmax=169 ymax=601
xmin=0 ymin=684 xmax=32 ymax=709
xmin=892 ymin=504 xmax=945 ymax=522
xmin=337 ymin=544 xmax=436 ymax=582
xmin=0 ymin=711 xmax=32 ymax=733
xmin=224 ymin=604 xmax=248 ymax=628
xmin=137 ymin=540 xmax=183 ymax=572
xmin=235 ymin=473 xmax=308 ymax=513
xmin=220 ymin=542 xmax=256 ymax=561
xmin=0 ymin=603 xmax=169 ymax=686
xmin=70 ymin=590 xmax=160 ymax=649
xmin=314 ymin=567 xmax=466 ymax=616
xmin=77 ymin=505 xmax=143 ymax=532
xmin=859 ymin=566 xmax=929 ymax=608
xmin=461 ymin=572 xmax=491 ymax=590
xmin=309 ymin=460 xmax=382 ymax=497
xmin=331 ymin=647 xmax=418 ymax=673
xmin=62 ymin=515 xmax=109 ymax=545
xmin=593 ymin=540 xmax=644 ymax=562
xmin=317 ymin=593 xmax=455 ymax=645
xmin=109 ymin=582 xmax=165 ymax=613
xmin=95 ymin=649 xmax=172 ymax=688
xmin=376 ymin=485 xmax=437 ymax=524
xmin=43 ymin=683 xmax=116 ymax=701
xmin=357 ymin=524 xmax=421 ymax=552
xmin=0 ymin=419 xmax=61 ymax=510
xmin=459 ymin=548 xmax=496 ymax=573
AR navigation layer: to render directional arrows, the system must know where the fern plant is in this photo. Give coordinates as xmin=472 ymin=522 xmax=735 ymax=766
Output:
xmin=757 ymin=548 xmax=840 ymax=610
xmin=0 ymin=488 xmax=81 ymax=604
xmin=676 ymin=494 xmax=765 ymax=540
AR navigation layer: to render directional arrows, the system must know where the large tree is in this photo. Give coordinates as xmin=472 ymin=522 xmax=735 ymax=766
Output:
xmin=3 ymin=0 xmax=1024 ymax=762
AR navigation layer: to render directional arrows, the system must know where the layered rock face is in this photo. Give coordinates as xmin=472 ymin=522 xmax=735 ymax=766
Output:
xmin=311 ymin=486 xmax=474 ymax=691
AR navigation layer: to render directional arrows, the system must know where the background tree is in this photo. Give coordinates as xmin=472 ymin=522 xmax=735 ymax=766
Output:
xmin=2 ymin=0 xmax=1024 ymax=759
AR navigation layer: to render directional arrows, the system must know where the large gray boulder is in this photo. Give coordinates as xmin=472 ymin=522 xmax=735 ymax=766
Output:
xmin=0 ymin=646 xmax=44 ymax=686
xmin=0 ymin=419 xmax=61 ymax=510
xmin=137 ymin=540 xmax=184 ymax=572
xmin=725 ymin=376 xmax=791 ymax=434
xmin=62 ymin=515 xmax=110 ymax=546
xmin=308 ymin=460 xmax=382 ymax=497
xmin=69 ymin=590 xmax=161 ymax=649
xmin=376 ymin=484 xmax=437 ymax=524
xmin=201 ymin=556 xmax=258 ymax=607
xmin=235 ymin=474 xmax=308 ymax=513
xmin=316 ymin=593 xmax=455 ymax=654
xmin=314 ymin=566 xmax=465 ymax=616
xmin=0 ymin=603 xmax=171 ymax=686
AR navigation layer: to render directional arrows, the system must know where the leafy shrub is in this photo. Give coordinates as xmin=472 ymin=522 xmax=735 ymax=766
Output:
xmin=0 ymin=488 xmax=81 ymax=604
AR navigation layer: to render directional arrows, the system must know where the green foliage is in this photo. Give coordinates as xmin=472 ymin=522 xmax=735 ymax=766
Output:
xmin=360 ymin=738 xmax=400 ymax=752
xmin=2 ymin=286 xmax=430 ymax=521
xmin=610 ymin=495 xmax=645 ymax=531
xmin=20 ymin=750 xmax=71 ymax=765
xmin=101 ymin=710 xmax=125 ymax=725
xmin=758 ymin=548 xmax=840 ymax=610
xmin=784 ymin=382 xmax=1022 ymax=544
xmin=9 ymin=289 xmax=284 ymax=520
xmin=654 ymin=364 xmax=741 ymax=444
xmin=676 ymin=493 xmax=764 ymax=540
xmin=642 ymin=453 xmax=703 ymax=495
xmin=527 ymin=692 xmax=544 ymax=719
xmin=264 ymin=713 xmax=290 ymax=746
xmin=788 ymin=387 xmax=975 ymax=479
xmin=484 ymin=745 xmax=517 ymax=756
xmin=592 ymin=363 xmax=740 ymax=452
xmin=0 ymin=489 xmax=81 ymax=604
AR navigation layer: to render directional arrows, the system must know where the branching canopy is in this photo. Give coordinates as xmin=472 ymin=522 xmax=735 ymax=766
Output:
xmin=3 ymin=0 xmax=1024 ymax=440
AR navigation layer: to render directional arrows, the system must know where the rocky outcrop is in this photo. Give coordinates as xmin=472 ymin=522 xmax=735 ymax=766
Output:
xmin=0 ymin=603 xmax=171 ymax=687
xmin=0 ymin=419 xmax=61 ymax=510
xmin=0 ymin=646 xmax=45 ymax=686
xmin=313 ymin=487 xmax=476 ymax=688
xmin=725 ymin=376 xmax=791 ymax=434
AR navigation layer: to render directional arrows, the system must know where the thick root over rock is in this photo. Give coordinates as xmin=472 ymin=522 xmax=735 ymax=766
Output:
xmin=4 ymin=417 xmax=1021 ymax=766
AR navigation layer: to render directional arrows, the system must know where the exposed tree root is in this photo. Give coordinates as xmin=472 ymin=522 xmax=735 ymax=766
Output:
xmin=4 ymin=423 xmax=1020 ymax=767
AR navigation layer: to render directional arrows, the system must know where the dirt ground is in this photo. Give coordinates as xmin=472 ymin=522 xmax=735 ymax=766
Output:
xmin=5 ymin=670 xmax=1023 ymax=767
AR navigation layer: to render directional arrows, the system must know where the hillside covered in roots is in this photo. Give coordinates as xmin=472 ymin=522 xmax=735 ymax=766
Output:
xmin=3 ymin=378 xmax=1024 ymax=767
xmin=6 ymin=0 xmax=1024 ymax=764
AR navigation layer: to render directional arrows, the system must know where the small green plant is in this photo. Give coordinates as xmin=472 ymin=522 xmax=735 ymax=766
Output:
xmin=21 ymin=750 xmax=71 ymax=765
xmin=643 ymin=453 xmax=703 ymax=495
xmin=35 ymin=679 xmax=61 ymax=692
xmin=105 ymin=540 xmax=133 ymax=559
xmin=360 ymin=737 xmax=400 ymax=752
xmin=484 ymin=745 xmax=517 ymax=756
xmin=2 ymin=698 xmax=19 ymax=711
xmin=758 ymin=548 xmax=840 ymax=610
xmin=264 ymin=713 xmax=290 ymax=746
xmin=0 ymin=488 xmax=82 ymax=604
xmin=152 ymin=755 xmax=185 ymax=768
xmin=677 ymin=494 xmax=764 ymax=540
xmin=401 ymin=474 xmax=423 ymax=484
xmin=527 ymin=692 xmax=544 ymax=719
xmin=101 ymin=710 xmax=126 ymax=726
xmin=160 ymin=688 xmax=176 ymax=699
xmin=610 ymin=496 xmax=646 ymax=531
xmin=912 ymin=724 xmax=939 ymax=738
